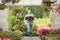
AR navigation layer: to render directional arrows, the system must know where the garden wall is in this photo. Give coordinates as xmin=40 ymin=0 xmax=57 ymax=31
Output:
xmin=0 ymin=8 xmax=9 ymax=31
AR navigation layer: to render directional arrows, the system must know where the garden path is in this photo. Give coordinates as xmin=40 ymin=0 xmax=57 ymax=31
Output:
xmin=22 ymin=36 xmax=40 ymax=40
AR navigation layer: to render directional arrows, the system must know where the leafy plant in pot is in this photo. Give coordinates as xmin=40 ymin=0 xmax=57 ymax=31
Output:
xmin=0 ymin=30 xmax=11 ymax=40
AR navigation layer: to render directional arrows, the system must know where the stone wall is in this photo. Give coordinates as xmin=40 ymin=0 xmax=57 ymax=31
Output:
xmin=0 ymin=8 xmax=9 ymax=31
xmin=52 ymin=11 xmax=60 ymax=28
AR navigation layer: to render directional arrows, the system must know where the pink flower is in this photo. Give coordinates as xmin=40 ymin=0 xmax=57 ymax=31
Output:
xmin=57 ymin=28 xmax=60 ymax=30
xmin=38 ymin=28 xmax=60 ymax=37
xmin=38 ymin=29 xmax=50 ymax=37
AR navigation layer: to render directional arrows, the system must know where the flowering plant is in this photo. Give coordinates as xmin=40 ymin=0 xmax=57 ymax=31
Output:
xmin=38 ymin=28 xmax=60 ymax=40
xmin=38 ymin=29 xmax=50 ymax=37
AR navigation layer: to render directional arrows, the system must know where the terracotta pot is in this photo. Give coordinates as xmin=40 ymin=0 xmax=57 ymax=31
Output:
xmin=0 ymin=37 xmax=1 ymax=40
xmin=2 ymin=37 xmax=10 ymax=40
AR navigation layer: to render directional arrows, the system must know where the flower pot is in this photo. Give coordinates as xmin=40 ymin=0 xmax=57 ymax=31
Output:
xmin=2 ymin=37 xmax=10 ymax=40
xmin=0 ymin=37 xmax=1 ymax=40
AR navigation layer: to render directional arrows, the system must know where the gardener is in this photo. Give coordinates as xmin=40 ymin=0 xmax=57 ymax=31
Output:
xmin=25 ymin=9 xmax=34 ymax=36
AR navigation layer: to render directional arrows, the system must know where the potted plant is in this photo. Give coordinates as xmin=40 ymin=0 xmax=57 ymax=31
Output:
xmin=0 ymin=31 xmax=11 ymax=40
xmin=0 ymin=3 xmax=7 ymax=10
xmin=42 ymin=0 xmax=54 ymax=6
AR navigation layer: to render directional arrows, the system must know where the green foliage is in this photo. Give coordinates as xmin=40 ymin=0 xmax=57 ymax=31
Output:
xmin=9 ymin=16 xmax=17 ymax=26
xmin=11 ymin=30 xmax=22 ymax=40
xmin=50 ymin=30 xmax=60 ymax=34
xmin=40 ymin=35 xmax=46 ymax=40
xmin=32 ymin=31 xmax=37 ymax=36
xmin=9 ymin=6 xmax=51 ymax=18
xmin=9 ymin=6 xmax=52 ymax=35
xmin=0 ymin=30 xmax=22 ymax=40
